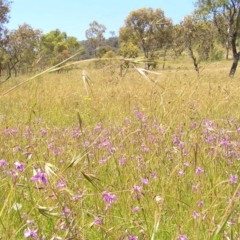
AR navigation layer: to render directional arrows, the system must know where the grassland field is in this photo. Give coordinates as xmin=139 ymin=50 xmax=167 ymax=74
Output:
xmin=0 ymin=59 xmax=239 ymax=239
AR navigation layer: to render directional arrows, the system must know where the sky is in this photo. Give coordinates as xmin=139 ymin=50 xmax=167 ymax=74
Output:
xmin=6 ymin=0 xmax=195 ymax=41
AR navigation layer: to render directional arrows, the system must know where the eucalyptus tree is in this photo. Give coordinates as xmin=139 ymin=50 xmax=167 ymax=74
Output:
xmin=40 ymin=29 xmax=83 ymax=68
xmin=171 ymin=14 xmax=218 ymax=75
xmin=194 ymin=0 xmax=240 ymax=76
xmin=0 ymin=24 xmax=41 ymax=80
xmin=0 ymin=0 xmax=11 ymax=79
xmin=0 ymin=0 xmax=11 ymax=39
xmin=119 ymin=8 xmax=173 ymax=69
xmin=85 ymin=21 xmax=106 ymax=55
xmin=171 ymin=24 xmax=186 ymax=57
xmin=118 ymin=42 xmax=139 ymax=58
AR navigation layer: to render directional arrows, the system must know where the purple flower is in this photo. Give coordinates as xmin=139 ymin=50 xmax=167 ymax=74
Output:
xmin=132 ymin=206 xmax=140 ymax=213
xmin=191 ymin=121 xmax=198 ymax=129
xmin=141 ymin=178 xmax=149 ymax=185
xmin=52 ymin=147 xmax=63 ymax=156
xmin=136 ymin=111 xmax=143 ymax=120
xmin=14 ymin=161 xmax=26 ymax=172
xmin=184 ymin=162 xmax=189 ymax=168
xmin=72 ymin=127 xmax=80 ymax=138
xmin=24 ymin=228 xmax=38 ymax=239
xmin=11 ymin=129 xmax=19 ymax=135
xmin=133 ymin=185 xmax=142 ymax=193
xmin=178 ymin=234 xmax=188 ymax=240
xmin=15 ymin=146 xmax=22 ymax=152
xmin=128 ymin=235 xmax=138 ymax=240
xmin=102 ymin=191 xmax=117 ymax=207
xmin=173 ymin=134 xmax=180 ymax=145
xmin=93 ymin=217 xmax=102 ymax=225
xmin=94 ymin=122 xmax=102 ymax=131
xmin=62 ymin=206 xmax=71 ymax=217
xmin=47 ymin=142 xmax=54 ymax=149
xmin=119 ymin=157 xmax=127 ymax=166
xmin=178 ymin=170 xmax=184 ymax=176
xmin=142 ymin=145 xmax=149 ymax=153
xmin=23 ymin=126 xmax=32 ymax=139
xmin=149 ymin=135 xmax=156 ymax=143
xmin=26 ymin=219 xmax=35 ymax=226
xmin=22 ymin=213 xmax=28 ymax=218
xmin=57 ymin=179 xmax=66 ymax=188
xmin=195 ymin=166 xmax=204 ymax=175
xmin=99 ymin=157 xmax=108 ymax=164
xmin=151 ymin=172 xmax=157 ymax=179
xmin=5 ymin=128 xmax=11 ymax=135
xmin=230 ymin=174 xmax=238 ymax=184
xmin=0 ymin=159 xmax=8 ymax=167
xmin=198 ymin=200 xmax=204 ymax=207
xmin=40 ymin=128 xmax=47 ymax=137
xmin=192 ymin=210 xmax=200 ymax=219
xmin=179 ymin=141 xmax=185 ymax=149
xmin=30 ymin=169 xmax=48 ymax=186
xmin=125 ymin=117 xmax=131 ymax=125
xmin=220 ymin=139 xmax=230 ymax=147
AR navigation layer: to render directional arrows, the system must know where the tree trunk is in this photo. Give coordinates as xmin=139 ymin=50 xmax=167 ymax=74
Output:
xmin=229 ymin=31 xmax=239 ymax=77
xmin=229 ymin=8 xmax=240 ymax=77
xmin=188 ymin=45 xmax=199 ymax=76
xmin=229 ymin=52 xmax=240 ymax=77
xmin=225 ymin=40 xmax=230 ymax=60
xmin=162 ymin=48 xmax=168 ymax=70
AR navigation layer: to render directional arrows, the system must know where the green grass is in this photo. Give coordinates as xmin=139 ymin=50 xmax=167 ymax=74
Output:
xmin=0 ymin=60 xmax=239 ymax=239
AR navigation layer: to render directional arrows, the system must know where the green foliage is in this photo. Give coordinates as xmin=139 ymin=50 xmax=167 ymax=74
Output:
xmin=96 ymin=45 xmax=112 ymax=58
xmin=118 ymin=42 xmax=139 ymax=58
xmin=209 ymin=44 xmax=224 ymax=60
xmin=102 ymin=50 xmax=116 ymax=58
xmin=85 ymin=21 xmax=106 ymax=52
xmin=0 ymin=0 xmax=11 ymax=38
xmin=178 ymin=15 xmax=219 ymax=72
xmin=120 ymin=8 xmax=173 ymax=59
xmin=0 ymin=23 xmax=42 ymax=80
xmin=194 ymin=0 xmax=240 ymax=75
xmin=40 ymin=29 xmax=83 ymax=66
xmin=81 ymin=36 xmax=119 ymax=59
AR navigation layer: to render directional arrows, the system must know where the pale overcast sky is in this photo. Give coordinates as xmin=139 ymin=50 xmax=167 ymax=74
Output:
xmin=7 ymin=0 xmax=195 ymax=41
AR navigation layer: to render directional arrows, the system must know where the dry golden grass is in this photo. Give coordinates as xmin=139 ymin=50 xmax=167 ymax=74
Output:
xmin=1 ymin=60 xmax=240 ymax=128
xmin=0 ymin=59 xmax=240 ymax=239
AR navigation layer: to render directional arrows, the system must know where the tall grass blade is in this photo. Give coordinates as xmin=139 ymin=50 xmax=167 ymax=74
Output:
xmin=37 ymin=205 xmax=59 ymax=218
xmin=211 ymin=208 xmax=235 ymax=240
xmin=66 ymin=154 xmax=83 ymax=169
xmin=151 ymin=211 xmax=161 ymax=240
xmin=82 ymin=69 xmax=93 ymax=96
xmin=81 ymin=171 xmax=102 ymax=190
xmin=0 ymin=51 xmax=82 ymax=98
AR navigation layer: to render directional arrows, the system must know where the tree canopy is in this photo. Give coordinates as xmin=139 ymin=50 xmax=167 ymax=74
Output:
xmin=120 ymin=8 xmax=172 ymax=60
xmin=40 ymin=29 xmax=83 ymax=66
xmin=0 ymin=0 xmax=11 ymax=39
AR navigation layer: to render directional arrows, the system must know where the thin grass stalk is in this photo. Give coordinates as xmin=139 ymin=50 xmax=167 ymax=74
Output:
xmin=211 ymin=181 xmax=240 ymax=239
xmin=0 ymin=51 xmax=82 ymax=98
